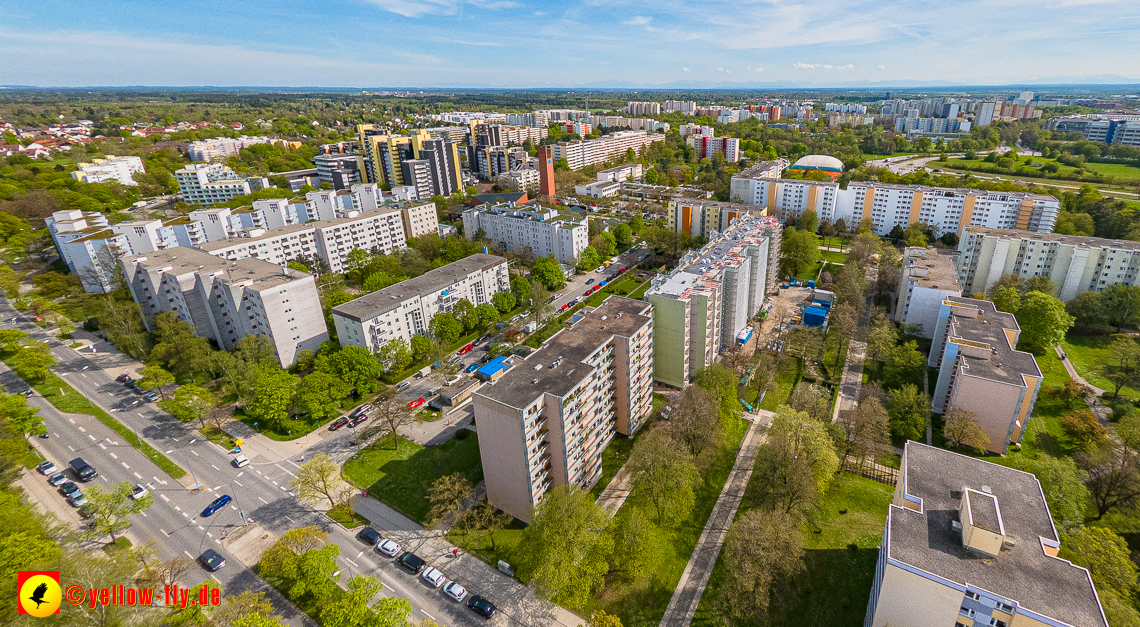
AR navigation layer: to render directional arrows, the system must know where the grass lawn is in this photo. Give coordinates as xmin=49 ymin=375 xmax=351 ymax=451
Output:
xmin=447 ymin=520 xmax=527 ymax=571
xmin=583 ymin=276 xmax=649 ymax=308
xmin=327 ymin=504 xmax=370 ymax=529
xmin=629 ymin=281 xmax=651 ymax=300
xmin=234 ymin=407 xmax=336 ymax=441
xmin=343 ymin=433 xmax=484 ymax=524
xmin=1061 ymin=334 xmax=1139 ymax=401
xmin=1009 ymin=349 xmax=1081 ymax=460
xmin=590 ymin=419 xmax=651 ymax=499
xmin=1086 ymin=161 xmax=1140 ymax=181
xmin=691 ymin=473 xmax=894 ymax=627
xmin=757 ymin=354 xmax=800 ymax=411
xmin=820 ymin=250 xmax=848 ymax=264
xmin=198 ymin=425 xmax=235 ymax=450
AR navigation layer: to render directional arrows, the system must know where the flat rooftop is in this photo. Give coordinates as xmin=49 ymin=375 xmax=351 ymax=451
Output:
xmin=890 ymin=442 xmax=1107 ymax=627
xmin=124 ymin=247 xmax=308 ymax=290
xmin=332 ymin=253 xmax=506 ymax=322
xmin=477 ymin=297 xmax=650 ymax=409
xmin=903 ymin=247 xmax=961 ymax=291
xmin=848 ymin=182 xmax=1057 ymax=201
xmin=963 ymin=226 xmax=1140 ymax=251
xmin=946 ymin=297 xmax=1040 ymax=386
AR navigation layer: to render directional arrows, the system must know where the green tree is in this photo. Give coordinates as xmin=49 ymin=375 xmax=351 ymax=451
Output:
xmin=627 ymin=430 xmax=699 ymax=525
xmin=372 ymin=389 xmax=420 ymax=450
xmin=1008 ymin=454 xmax=1090 ymax=531
xmin=1099 ymin=284 xmax=1140 ymax=332
xmin=492 ymin=290 xmax=517 ymax=314
xmin=991 ymin=285 xmax=1021 ymax=314
xmin=613 ymin=222 xmax=632 ymax=247
xmin=290 ymin=454 xmax=352 ymax=509
xmin=693 ymin=363 xmax=743 ymax=422
xmin=1016 ymin=291 xmax=1075 ymax=352
xmin=452 ymin=298 xmax=479 ymax=332
xmin=320 ymin=574 xmax=411 ymax=627
xmin=531 ymin=254 xmax=565 ymax=289
xmin=1061 ymin=410 xmax=1107 ymax=448
xmin=294 ymin=372 xmax=352 ymax=423
xmin=605 ymin=507 xmax=665 ymax=586
xmin=510 ymin=273 xmax=532 ymax=301
xmin=362 ymin=271 xmax=398 ymax=293
xmin=1098 ymin=337 xmax=1140 ymax=398
xmin=248 ymin=367 xmax=299 ymax=428
xmin=1067 ymin=291 xmax=1109 ymax=331
xmin=629 ymin=210 xmax=644 ymax=234
xmin=883 ymin=341 xmax=924 ymax=388
xmin=475 ymin=303 xmax=500 ymax=330
xmin=410 ymin=334 xmax=433 ymax=360
xmin=327 ymin=345 xmax=383 ymax=396
xmin=429 ymin=311 xmax=464 ymax=345
xmin=752 ymin=406 xmax=840 ymax=519
xmin=0 ymin=391 xmax=44 ymax=438
xmin=796 ymin=209 xmax=820 ymax=234
xmin=715 ymin=509 xmax=805 ymax=624
xmin=1059 ymin=527 xmax=1138 ymax=602
xmin=781 ymin=228 xmax=820 ymax=278
xmin=138 ymin=364 xmax=175 ymax=400
xmin=83 ymin=481 xmax=153 ymax=543
xmin=885 ymin=383 xmax=930 ymax=442
xmin=903 ymin=222 xmax=928 ymax=247
xmin=592 ymin=232 xmax=617 ymax=258
xmin=11 ymin=344 xmax=55 ymax=383
xmin=425 ymin=473 xmax=476 ymax=530
xmin=578 ymin=246 xmax=602 ymax=272
xmin=159 ymin=384 xmax=215 ymax=427
xmin=377 ymin=338 xmax=413 ymax=373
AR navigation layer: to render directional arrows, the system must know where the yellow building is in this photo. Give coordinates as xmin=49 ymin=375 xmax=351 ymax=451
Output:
xmin=866 ymin=442 xmax=1108 ymax=627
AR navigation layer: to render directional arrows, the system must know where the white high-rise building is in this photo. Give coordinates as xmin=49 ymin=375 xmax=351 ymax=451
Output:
xmin=461 ymin=202 xmax=588 ymax=265
xmin=186 ymin=135 xmax=271 ymax=162
xmin=974 ymin=102 xmax=997 ymax=127
xmin=71 ymin=156 xmax=145 ymax=185
xmin=551 ymin=131 xmax=664 ymax=170
xmin=175 ymin=163 xmax=253 ymax=205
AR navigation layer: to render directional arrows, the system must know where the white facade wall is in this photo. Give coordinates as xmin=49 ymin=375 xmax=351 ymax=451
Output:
xmin=461 ymin=204 xmax=588 ymax=265
xmin=71 ymin=156 xmax=144 ymax=185
xmin=175 ymin=163 xmax=252 ymax=205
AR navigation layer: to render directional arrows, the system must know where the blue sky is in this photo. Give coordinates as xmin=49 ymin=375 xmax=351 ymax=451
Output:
xmin=2 ymin=0 xmax=1138 ymax=87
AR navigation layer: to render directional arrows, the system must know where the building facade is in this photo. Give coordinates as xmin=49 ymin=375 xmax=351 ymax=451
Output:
xmin=551 ymin=131 xmax=664 ymax=170
xmin=331 ymin=254 xmax=509 ymax=353
xmin=895 ymin=247 xmax=963 ymax=337
xmin=71 ymin=156 xmax=145 ymax=185
xmin=461 ymin=202 xmax=588 ymax=265
xmin=121 ymin=247 xmax=328 ymax=367
xmin=866 ymin=442 xmax=1108 ymax=627
xmin=186 ymin=135 xmax=271 ymax=162
xmin=45 ymin=210 xmax=177 ymax=293
xmin=174 ymin=163 xmax=253 ymax=205
xmin=473 ymin=297 xmax=653 ymax=521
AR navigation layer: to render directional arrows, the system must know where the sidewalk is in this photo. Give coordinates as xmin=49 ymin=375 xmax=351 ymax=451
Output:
xmin=658 ymin=411 xmax=769 ymax=627
xmin=351 ymin=496 xmax=582 ymax=627
xmin=1054 ymin=346 xmax=1111 ymax=424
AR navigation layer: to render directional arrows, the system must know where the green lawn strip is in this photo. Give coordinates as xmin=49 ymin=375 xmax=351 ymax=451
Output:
xmin=1010 ymin=349 xmax=1080 ymax=459
xmin=691 ymin=473 xmax=894 ymax=627
xmin=447 ymin=521 xmax=526 ymax=571
xmin=758 ymin=355 xmax=801 ymax=411
xmin=583 ymin=275 xmax=648 ymax=308
xmin=343 ymin=433 xmax=484 ymax=524
xmin=589 ymin=421 xmax=651 ymax=500
xmin=1061 ymin=334 xmax=1140 ymax=401
xmin=198 ymin=425 xmax=235 ymax=450
xmin=234 ymin=407 xmax=335 ymax=442
xmin=820 ymin=250 xmax=848 ymax=264
xmin=1085 ymin=161 xmax=1140 ymax=181
xmin=327 ymin=506 xmax=370 ymax=529
xmin=4 ymin=359 xmax=187 ymax=479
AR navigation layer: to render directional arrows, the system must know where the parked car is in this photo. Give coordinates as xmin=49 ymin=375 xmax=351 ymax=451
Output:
xmin=550 ymin=293 xmax=562 ymax=302
xmin=349 ymin=414 xmax=368 ymax=427
xmin=585 ymin=278 xmax=594 ymax=285
xmin=396 ymin=381 xmax=411 ymax=392
xmin=560 ymin=304 xmax=570 ymax=311
xmin=398 ymin=552 xmax=426 ymax=574
xmin=329 ymin=416 xmax=350 ymax=431
xmin=356 ymin=527 xmax=381 ymax=545
xmin=421 ymin=567 xmax=446 ymax=588
xmin=465 ymin=363 xmax=480 ymax=373
xmin=407 ymin=398 xmax=425 ymax=409
xmin=476 ymin=334 xmax=490 ymax=344
xmin=78 ymin=503 xmax=95 ymax=519
xmin=69 ymin=458 xmax=97 ymax=482
xmin=200 ymin=494 xmax=231 ymax=517
xmin=129 ymin=484 xmax=149 ymax=500
xmin=142 ymin=391 xmax=159 ymax=402
xmin=467 ymin=595 xmax=497 ymax=619
xmin=479 ymin=354 xmax=492 ymax=364
xmin=351 ymin=403 xmax=373 ymax=417
xmin=199 ymin=549 xmax=226 ymax=571
xmin=459 ymin=344 xmax=475 ymax=355
xmin=37 ymin=461 xmax=58 ymax=475
xmin=232 ymin=454 xmax=250 ymax=468
xmin=115 ymin=374 xmax=132 ymax=383
xmin=47 ymin=472 xmax=68 ymax=486
xmin=376 ymin=539 xmax=401 ymax=557
xmin=68 ymin=493 xmax=88 ymax=507
xmin=59 ymin=481 xmax=80 ymax=498
xmin=443 ymin=581 xmax=468 ymax=602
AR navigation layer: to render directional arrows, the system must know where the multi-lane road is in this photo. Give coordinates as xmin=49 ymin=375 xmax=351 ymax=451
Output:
xmin=1 ymin=298 xmax=517 ymax=627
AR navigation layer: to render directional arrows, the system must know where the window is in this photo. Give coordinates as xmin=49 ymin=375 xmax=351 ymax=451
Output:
xmin=959 ymin=608 xmax=976 ymax=619
xmin=995 ymin=602 xmax=1014 ymax=613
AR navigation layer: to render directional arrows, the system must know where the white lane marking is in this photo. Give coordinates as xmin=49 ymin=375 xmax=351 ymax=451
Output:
xmin=174 ymin=506 xmax=181 ymax=511
xmin=345 ymin=558 xmax=358 ymax=566
xmin=206 ymin=531 xmax=213 ymax=538
xmin=77 ymin=426 xmax=86 ymax=433
xmin=191 ymin=451 xmax=198 ymax=457
xmin=254 ymin=470 xmax=262 ymax=475
xmin=53 ymin=432 xmax=58 ymax=437
xmin=421 ymin=610 xmax=436 ymax=620
xmin=80 ymin=373 xmax=87 ymax=378
xmin=197 ymin=525 xmax=204 ymax=531
xmin=98 ymin=443 xmax=106 ymax=450
xmin=100 ymin=476 xmax=108 ymax=483
xmin=210 ymin=464 xmax=219 ymax=471
xmin=133 ymin=472 xmax=142 ymax=479
xmin=215 ymin=539 xmax=222 ymax=545
xmin=257 ymin=497 xmax=268 ymax=504
xmin=140 ymin=512 xmax=147 ymax=517
xmin=121 ymin=462 xmax=130 ymax=469
xmin=160 ymin=494 xmax=170 ymax=502
xmin=284 ymin=515 xmax=295 ymax=523
xmin=271 ymin=481 xmax=278 ymax=487
xmin=184 ymin=551 xmax=193 ymax=559
xmin=68 ymin=418 xmax=75 ymax=424
xmin=182 ymin=512 xmax=188 ymax=518
xmin=108 ymin=452 xmax=117 ymax=459
xmin=233 ymin=480 xmax=242 ymax=487
xmin=87 ymin=434 xmax=96 ymax=441
xmin=160 ymin=528 xmax=169 ymax=536
xmin=280 ymin=486 xmax=289 ymax=492
xmin=67 ymin=445 xmax=74 ymax=451
xmin=137 ymin=412 xmax=144 ymax=418
xmin=275 ymin=464 xmax=296 ymax=477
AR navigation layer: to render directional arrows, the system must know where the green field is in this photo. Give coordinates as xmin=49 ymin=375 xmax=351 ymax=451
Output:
xmin=1061 ymin=334 xmax=1139 ymax=401
xmin=1086 ymin=161 xmax=1140 ymax=182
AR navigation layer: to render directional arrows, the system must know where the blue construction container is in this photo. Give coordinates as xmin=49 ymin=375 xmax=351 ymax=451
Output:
xmin=803 ymin=306 xmax=828 ymax=327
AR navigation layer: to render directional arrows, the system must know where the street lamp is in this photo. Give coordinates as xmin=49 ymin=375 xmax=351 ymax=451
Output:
xmin=229 ymin=471 xmax=248 ymax=526
xmin=166 ymin=438 xmax=200 ymax=490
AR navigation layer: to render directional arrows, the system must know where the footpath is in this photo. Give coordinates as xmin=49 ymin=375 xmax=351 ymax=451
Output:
xmin=1054 ymin=345 xmax=1111 ymax=424
xmin=832 ymin=265 xmax=879 ymax=422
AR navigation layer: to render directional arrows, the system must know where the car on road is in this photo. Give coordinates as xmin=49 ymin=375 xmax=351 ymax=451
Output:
xmin=351 ymin=403 xmax=373 ymax=417
xmin=129 ymin=484 xmax=149 ymax=500
xmin=47 ymin=472 xmax=67 ymax=486
xmin=18 ymin=387 xmax=32 ymax=397
xmin=465 ymin=363 xmax=480 ymax=373
xmin=142 ymin=391 xmax=159 ymax=402
xmin=595 ymin=266 xmax=605 ymax=273
xmin=357 ymin=527 xmax=381 ymax=545
xmin=443 ymin=581 xmax=468 ymax=602
xmin=376 ymin=538 xmax=400 ymax=557
xmin=232 ymin=454 xmax=250 ymax=468
xmin=199 ymin=549 xmax=226 ymax=571
xmin=396 ymin=381 xmax=411 ymax=392
xmin=458 ymin=343 xmax=475 ymax=355
xmin=115 ymin=374 xmax=132 ymax=383
xmin=476 ymin=334 xmax=490 ymax=344
xmin=421 ymin=566 xmax=447 ymax=588
xmin=467 ymin=595 xmax=497 ymax=619
xmin=560 ymin=304 xmax=570 ymax=311
xmin=619 ymin=267 xmax=627 ymax=274
xmin=398 ymin=552 xmax=426 ymax=574
xmin=407 ymin=398 xmax=425 ymax=409
xmin=201 ymin=494 xmax=231 ymax=517
xmin=129 ymin=383 xmax=144 ymax=395
xmin=585 ymin=278 xmax=594 ymax=285
xmin=68 ymin=492 xmax=88 ymax=507
xmin=60 ymin=481 xmax=80 ymax=498
xmin=349 ymin=414 xmax=368 ymax=427
xmin=550 ymin=293 xmax=561 ymax=302
xmin=329 ymin=416 xmax=350 ymax=431
xmin=37 ymin=461 xmax=58 ymax=475
xmin=69 ymin=458 xmax=97 ymax=482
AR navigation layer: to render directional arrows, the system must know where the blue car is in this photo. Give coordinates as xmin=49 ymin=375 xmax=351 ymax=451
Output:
xmin=201 ymin=494 xmax=231 ymax=517
xmin=585 ymin=278 xmax=594 ymax=285
xmin=465 ymin=363 xmax=480 ymax=373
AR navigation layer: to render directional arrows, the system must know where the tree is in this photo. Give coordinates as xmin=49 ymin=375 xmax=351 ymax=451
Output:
xmin=788 ymin=382 xmax=831 ymax=423
xmin=944 ymin=408 xmax=990 ymax=452
xmin=83 ymin=482 xmax=153 ymax=543
xmin=1007 ymin=454 xmax=1090 ymax=531
xmin=1061 ymin=410 xmax=1107 ymax=448
xmin=1059 ymin=527 xmax=1138 ymax=601
xmin=526 ymin=280 xmax=553 ymax=327
xmin=752 ymin=406 xmax=839 ymax=519
xmin=140 ymin=554 xmax=195 ymax=591
xmin=903 ymin=222 xmax=928 ymax=247
xmin=429 ymin=311 xmax=463 ymax=345
xmin=294 ymin=372 xmax=352 ymax=423
xmin=372 ymin=389 xmax=421 ymax=450
xmin=425 ymin=473 xmax=475 ymax=530
xmin=886 ymin=384 xmax=930 ymax=442
xmin=0 ymin=392 xmax=44 ymax=439
xmin=715 ymin=509 xmax=805 ymax=624
xmin=1079 ymin=436 xmax=1140 ymax=518
xmin=1016 ymin=291 xmax=1075 ymax=352
xmin=377 ymin=338 xmax=413 ymax=373
xmin=492 ymin=291 xmax=516 ymax=314
xmin=846 ymin=232 xmax=881 ymax=269
xmin=1049 ymin=379 xmax=1095 ymax=409
xmin=471 ymin=498 xmax=514 ymax=552
xmin=604 ymin=506 xmax=664 ymax=586
xmin=531 ymin=254 xmax=565 ymax=290
xmin=781 ymin=228 xmax=820 ymax=278
xmin=883 ymin=340 xmax=924 ymax=388
xmin=827 ymin=301 xmax=858 ymax=372
xmin=796 ymin=209 xmax=820 ymax=234
xmin=248 ymin=367 xmax=299 ymax=429
xmin=578 ymin=246 xmax=602 ymax=272
xmin=1068 ymin=290 xmax=1109 ymax=332
xmin=328 ymin=345 xmax=383 ymax=396
xmin=592 ymin=232 xmax=617 ymax=258
xmin=475 ymin=303 xmax=500 ymax=330
xmin=1099 ymin=284 xmax=1140 ymax=332
xmin=991 ymin=285 xmax=1021 ymax=314
xmin=865 ymin=314 xmax=898 ymax=362
xmin=210 ymin=591 xmax=283 ymax=627
xmin=666 ymin=384 xmax=723 ymax=458
xmin=693 ymin=363 xmax=743 ymax=422
xmin=290 ymin=454 xmax=352 ymax=510
xmin=510 ymin=273 xmax=532 ymax=301
xmin=613 ymin=223 xmax=632 ymax=247
xmin=410 ymin=334 xmax=433 ymax=360
xmin=137 ymin=364 xmax=174 ymax=400
xmin=585 ymin=610 xmax=625 ymax=627
xmin=159 ymin=384 xmax=215 ymax=427
xmin=453 ymin=298 xmax=479 ymax=332
xmin=627 ymin=430 xmax=699 ymax=525
xmin=1098 ymin=337 xmax=1140 ymax=398
xmin=516 ymin=485 xmax=611 ymax=610
xmin=11 ymin=344 xmax=55 ymax=383
xmin=840 ymin=396 xmax=891 ymax=471
xmin=320 ymin=574 xmax=411 ymax=627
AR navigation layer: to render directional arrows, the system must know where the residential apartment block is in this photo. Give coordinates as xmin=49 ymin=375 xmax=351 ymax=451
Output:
xmin=45 ymin=210 xmax=176 ymax=293
xmin=731 ymin=178 xmax=1059 ymax=237
xmin=1046 ymin=114 xmax=1140 ymax=146
xmin=647 ymin=215 xmax=776 ymax=387
xmin=314 ymin=153 xmax=362 ymax=190
xmin=120 ymin=247 xmax=328 ymax=367
xmin=461 ymin=202 xmax=588 ymax=265
xmin=866 ymin=441 xmax=1107 ymax=627
xmin=686 ymin=135 xmax=741 ymax=162
xmin=174 ymin=163 xmax=257 ymax=205
xmin=551 ymin=131 xmax=664 ymax=170
xmin=473 ymin=296 xmax=653 ymax=521
xmin=186 ymin=135 xmax=271 ymax=162
xmin=331 ymin=254 xmax=509 ymax=353
xmin=957 ymin=226 xmax=1140 ymax=300
xmin=625 ymin=101 xmax=661 ymax=115
xmin=71 ymin=156 xmax=145 ymax=185
xmin=929 ymin=298 xmax=1042 ymax=454
xmin=895 ymin=247 xmax=962 ymax=337
xmin=355 ymin=127 xmax=462 ymax=197
xmin=596 ymin=163 xmax=644 ymax=183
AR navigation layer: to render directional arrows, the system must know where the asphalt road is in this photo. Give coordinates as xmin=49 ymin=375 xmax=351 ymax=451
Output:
xmin=1 ymin=301 xmax=502 ymax=627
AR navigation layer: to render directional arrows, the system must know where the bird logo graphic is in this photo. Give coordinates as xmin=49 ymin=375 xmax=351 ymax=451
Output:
xmin=17 ymin=571 xmax=61 ymax=617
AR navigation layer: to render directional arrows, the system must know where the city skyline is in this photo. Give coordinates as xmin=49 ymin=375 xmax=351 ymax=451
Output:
xmin=2 ymin=0 xmax=1139 ymax=88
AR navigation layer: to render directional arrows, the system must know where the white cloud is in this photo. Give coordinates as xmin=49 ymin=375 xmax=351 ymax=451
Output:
xmin=363 ymin=0 xmax=518 ymax=18
xmin=623 ymin=16 xmax=652 ymax=26
xmin=878 ymin=64 xmax=886 ymax=71
xmin=682 ymin=67 xmax=690 ymax=72
xmin=716 ymin=67 xmax=724 ymax=71
xmin=793 ymin=62 xmax=819 ymax=69
xmin=747 ymin=66 xmax=764 ymax=72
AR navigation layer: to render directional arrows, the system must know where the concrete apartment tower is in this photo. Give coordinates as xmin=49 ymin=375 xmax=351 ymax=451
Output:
xmin=537 ymin=145 xmax=556 ymax=198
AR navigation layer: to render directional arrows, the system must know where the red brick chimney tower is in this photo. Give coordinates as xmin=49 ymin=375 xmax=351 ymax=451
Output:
xmin=537 ymin=145 xmax=556 ymax=199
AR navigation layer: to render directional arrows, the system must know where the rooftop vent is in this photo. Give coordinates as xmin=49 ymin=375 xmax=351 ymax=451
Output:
xmin=951 ymin=520 xmax=963 ymax=533
xmin=981 ymin=485 xmax=992 ymax=494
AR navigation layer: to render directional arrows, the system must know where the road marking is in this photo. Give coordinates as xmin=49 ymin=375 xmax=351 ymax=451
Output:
xmin=67 ymin=445 xmax=74 ymax=451
xmin=160 ymin=494 xmax=170 ymax=502
xmin=174 ymin=506 xmax=181 ymax=511
xmin=108 ymin=452 xmax=117 ymax=459
xmin=215 ymin=539 xmax=222 ymax=545
xmin=275 ymin=464 xmax=296 ymax=477
xmin=121 ymin=462 xmax=130 ymax=469
xmin=77 ymin=426 xmax=85 ymax=432
xmin=254 ymin=470 xmax=262 ymax=475
xmin=206 ymin=531 xmax=212 ymax=537
xmin=191 ymin=451 xmax=198 ymax=457
xmin=421 ymin=610 xmax=436 ymax=620
xmin=87 ymin=434 xmax=96 ymax=441
xmin=197 ymin=525 xmax=204 ymax=531
xmin=133 ymin=472 xmax=142 ymax=479
xmin=160 ymin=529 xmax=169 ymax=536
xmin=230 ymin=505 xmax=237 ymax=510
xmin=80 ymin=373 xmax=86 ymax=378
xmin=140 ymin=512 xmax=147 ymax=517
xmin=280 ymin=486 xmax=289 ymax=492
xmin=284 ymin=515 xmax=295 ymax=523
xmin=53 ymin=432 xmax=59 ymax=437
xmin=137 ymin=412 xmax=144 ymax=418
xmin=182 ymin=512 xmax=188 ymax=518
xmin=184 ymin=551 xmax=194 ymax=559
xmin=271 ymin=481 xmax=278 ymax=486
xmin=345 ymin=558 xmax=358 ymax=566
xmin=153 ymin=476 xmax=166 ymax=485
xmin=210 ymin=464 xmax=219 ymax=471
xmin=98 ymin=443 xmax=106 ymax=450
xmin=68 ymin=418 xmax=75 ymax=424
xmin=258 ymin=497 xmax=268 ymax=504
xmin=233 ymin=480 xmax=242 ymax=487
xmin=101 ymin=476 xmax=108 ymax=482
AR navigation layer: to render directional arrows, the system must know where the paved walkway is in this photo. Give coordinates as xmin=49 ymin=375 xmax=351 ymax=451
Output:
xmin=832 ymin=265 xmax=879 ymax=422
xmin=1054 ymin=346 xmax=1112 ymax=424
xmin=595 ymin=466 xmax=633 ymax=517
xmin=658 ymin=410 xmax=770 ymax=627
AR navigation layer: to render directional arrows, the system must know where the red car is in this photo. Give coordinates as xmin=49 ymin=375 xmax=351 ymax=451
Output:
xmin=407 ymin=398 xmax=426 ymax=409
xmin=458 ymin=344 xmax=474 ymax=355
xmin=561 ymin=304 xmax=570 ymax=311
xmin=619 ymin=267 xmax=627 ymax=274
xmin=329 ymin=416 xmax=350 ymax=431
xmin=116 ymin=374 xmax=133 ymax=383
